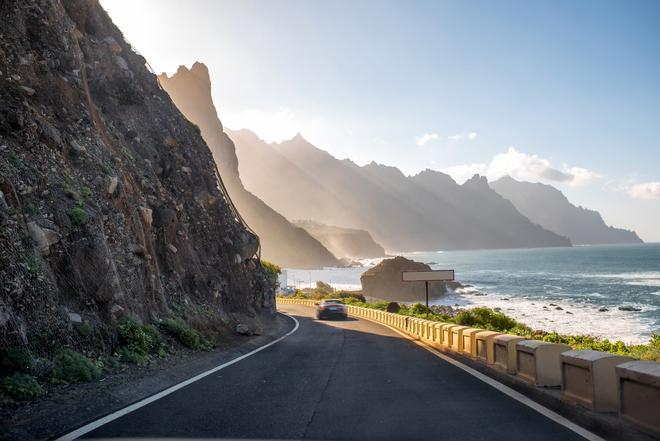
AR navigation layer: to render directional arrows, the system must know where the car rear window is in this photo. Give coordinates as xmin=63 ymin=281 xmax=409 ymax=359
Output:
xmin=323 ymin=300 xmax=344 ymax=305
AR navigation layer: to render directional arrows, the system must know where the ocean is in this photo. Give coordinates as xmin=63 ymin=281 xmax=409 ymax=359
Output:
xmin=284 ymin=243 xmax=660 ymax=344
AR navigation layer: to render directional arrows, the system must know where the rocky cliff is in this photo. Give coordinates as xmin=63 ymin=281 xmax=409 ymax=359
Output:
xmin=490 ymin=176 xmax=642 ymax=245
xmin=0 ymin=0 xmax=274 ymax=354
xmin=293 ymin=220 xmax=386 ymax=259
xmin=158 ymin=63 xmax=340 ymax=269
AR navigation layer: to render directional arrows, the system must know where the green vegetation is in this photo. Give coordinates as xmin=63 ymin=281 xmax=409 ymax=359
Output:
xmin=161 ymin=318 xmax=210 ymax=350
xmin=6 ymin=151 xmax=24 ymax=171
xmin=121 ymin=147 xmax=135 ymax=162
xmin=67 ymin=205 xmax=88 ymax=226
xmin=51 ymin=349 xmax=101 ymax=384
xmin=81 ymin=186 xmax=94 ymax=200
xmin=280 ymin=291 xmax=660 ymax=361
xmin=0 ymin=373 xmax=44 ymax=402
xmin=0 ymin=347 xmax=34 ymax=376
xmin=26 ymin=254 xmax=38 ymax=273
xmin=261 ymin=260 xmax=281 ymax=287
xmin=115 ymin=317 xmax=162 ymax=366
xmin=534 ymin=331 xmax=660 ymax=361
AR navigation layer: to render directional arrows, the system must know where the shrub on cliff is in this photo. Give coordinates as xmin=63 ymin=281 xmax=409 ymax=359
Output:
xmin=0 ymin=347 xmax=34 ymax=376
xmin=115 ymin=317 xmax=162 ymax=365
xmin=118 ymin=317 xmax=159 ymax=356
xmin=0 ymin=373 xmax=44 ymax=402
xmin=161 ymin=318 xmax=210 ymax=350
xmin=261 ymin=260 xmax=281 ymax=288
xmin=52 ymin=349 xmax=100 ymax=384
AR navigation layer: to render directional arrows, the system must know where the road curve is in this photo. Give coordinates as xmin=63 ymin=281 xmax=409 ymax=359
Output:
xmin=81 ymin=304 xmax=589 ymax=440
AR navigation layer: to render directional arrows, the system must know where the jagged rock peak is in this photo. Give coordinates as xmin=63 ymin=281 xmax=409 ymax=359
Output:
xmin=463 ymin=174 xmax=490 ymax=188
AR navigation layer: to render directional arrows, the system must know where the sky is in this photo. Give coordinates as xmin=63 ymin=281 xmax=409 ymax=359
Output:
xmin=101 ymin=0 xmax=660 ymax=241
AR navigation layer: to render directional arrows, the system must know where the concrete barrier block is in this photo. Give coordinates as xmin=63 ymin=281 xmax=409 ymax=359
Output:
xmin=442 ymin=324 xmax=459 ymax=348
xmin=475 ymin=331 xmax=500 ymax=364
xmin=561 ymin=350 xmax=634 ymax=412
xmin=616 ymin=360 xmax=660 ymax=435
xmin=493 ymin=334 xmax=526 ymax=374
xmin=450 ymin=325 xmax=470 ymax=352
xmin=461 ymin=328 xmax=483 ymax=359
xmin=516 ymin=340 xmax=571 ymax=387
xmin=433 ymin=323 xmax=443 ymax=346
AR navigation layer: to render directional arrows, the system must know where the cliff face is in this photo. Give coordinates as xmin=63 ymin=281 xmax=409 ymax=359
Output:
xmin=0 ymin=0 xmax=274 ymax=354
xmin=490 ymin=176 xmax=643 ymax=245
xmin=293 ymin=220 xmax=386 ymax=259
xmin=158 ymin=63 xmax=340 ymax=269
xmin=229 ymin=129 xmax=571 ymax=251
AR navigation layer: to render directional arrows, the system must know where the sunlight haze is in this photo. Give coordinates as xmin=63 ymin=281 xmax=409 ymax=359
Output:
xmin=101 ymin=0 xmax=660 ymax=241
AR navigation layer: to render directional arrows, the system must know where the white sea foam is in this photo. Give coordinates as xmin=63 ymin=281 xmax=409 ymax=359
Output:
xmin=430 ymin=289 xmax=653 ymax=344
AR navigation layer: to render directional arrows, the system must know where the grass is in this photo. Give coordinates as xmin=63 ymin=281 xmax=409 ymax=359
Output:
xmin=51 ymin=349 xmax=101 ymax=384
xmin=280 ymin=291 xmax=660 ymax=361
xmin=121 ymin=147 xmax=135 ymax=162
xmin=81 ymin=186 xmax=94 ymax=200
xmin=160 ymin=318 xmax=210 ymax=350
xmin=67 ymin=206 xmax=88 ymax=226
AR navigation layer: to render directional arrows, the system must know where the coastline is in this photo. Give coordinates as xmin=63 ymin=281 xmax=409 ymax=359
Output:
xmin=284 ymin=244 xmax=660 ymax=345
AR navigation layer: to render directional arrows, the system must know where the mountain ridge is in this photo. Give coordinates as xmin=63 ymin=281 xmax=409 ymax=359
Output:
xmin=229 ymin=129 xmax=572 ymax=251
xmin=158 ymin=64 xmax=341 ymax=269
xmin=490 ymin=176 xmax=642 ymax=245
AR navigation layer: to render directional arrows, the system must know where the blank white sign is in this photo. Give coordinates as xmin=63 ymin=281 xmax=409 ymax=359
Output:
xmin=402 ymin=270 xmax=454 ymax=282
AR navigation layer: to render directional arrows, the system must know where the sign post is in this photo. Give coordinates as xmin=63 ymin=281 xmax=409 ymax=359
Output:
xmin=402 ymin=270 xmax=455 ymax=317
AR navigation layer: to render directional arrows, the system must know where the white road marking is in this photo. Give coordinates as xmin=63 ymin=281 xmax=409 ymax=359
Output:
xmin=355 ymin=314 xmax=606 ymax=441
xmin=54 ymin=313 xmax=300 ymax=441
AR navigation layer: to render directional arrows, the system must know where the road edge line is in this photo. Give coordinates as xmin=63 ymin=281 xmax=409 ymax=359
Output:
xmin=54 ymin=313 xmax=300 ymax=441
xmin=356 ymin=314 xmax=606 ymax=441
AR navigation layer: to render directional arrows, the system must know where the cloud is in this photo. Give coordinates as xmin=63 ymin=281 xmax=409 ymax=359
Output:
xmin=448 ymin=132 xmax=478 ymax=141
xmin=416 ymin=133 xmax=439 ymax=146
xmin=629 ymin=182 xmax=660 ymax=200
xmin=441 ymin=147 xmax=601 ymax=186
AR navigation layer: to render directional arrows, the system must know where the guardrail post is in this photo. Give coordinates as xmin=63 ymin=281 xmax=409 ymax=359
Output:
xmin=461 ymin=328 xmax=483 ymax=359
xmin=616 ymin=360 xmax=660 ymax=436
xmin=516 ymin=340 xmax=571 ymax=387
xmin=561 ymin=350 xmax=634 ymax=412
xmin=493 ymin=335 xmax=526 ymax=374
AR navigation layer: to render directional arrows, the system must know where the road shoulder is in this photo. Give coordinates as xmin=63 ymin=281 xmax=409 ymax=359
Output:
xmin=0 ymin=313 xmax=294 ymax=441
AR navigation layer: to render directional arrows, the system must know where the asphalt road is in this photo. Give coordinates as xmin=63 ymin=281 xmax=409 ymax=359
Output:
xmin=81 ymin=304 xmax=589 ymax=440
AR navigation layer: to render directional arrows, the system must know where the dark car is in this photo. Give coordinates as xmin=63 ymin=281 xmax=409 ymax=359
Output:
xmin=316 ymin=299 xmax=348 ymax=320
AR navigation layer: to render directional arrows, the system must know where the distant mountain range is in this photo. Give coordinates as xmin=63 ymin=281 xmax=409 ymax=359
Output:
xmin=227 ymin=129 xmax=573 ymax=251
xmin=490 ymin=176 xmax=642 ymax=245
xmin=162 ymin=62 xmax=642 ymax=265
xmin=159 ymin=63 xmax=340 ymax=268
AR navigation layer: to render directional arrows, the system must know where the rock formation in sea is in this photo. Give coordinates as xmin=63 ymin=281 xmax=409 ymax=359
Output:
xmin=0 ymin=0 xmax=274 ymax=353
xmin=360 ymin=256 xmax=462 ymax=302
xmin=158 ymin=63 xmax=340 ymax=269
xmin=490 ymin=176 xmax=642 ymax=244
xmin=293 ymin=220 xmax=386 ymax=259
